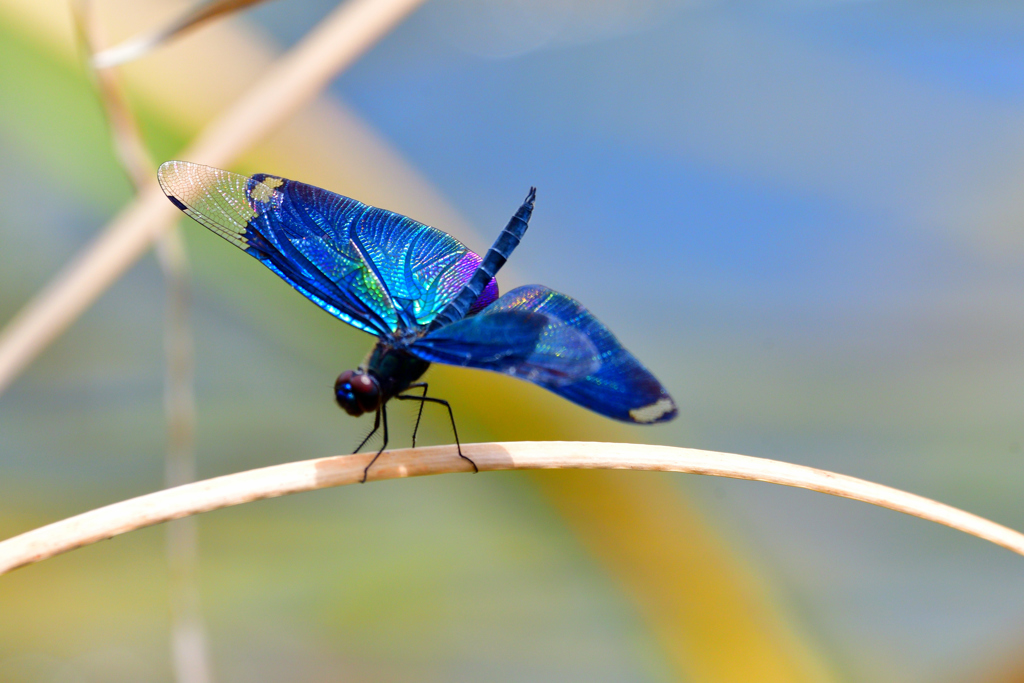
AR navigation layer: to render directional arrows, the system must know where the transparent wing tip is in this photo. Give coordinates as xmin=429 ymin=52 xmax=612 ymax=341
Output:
xmin=157 ymin=160 xmax=195 ymax=197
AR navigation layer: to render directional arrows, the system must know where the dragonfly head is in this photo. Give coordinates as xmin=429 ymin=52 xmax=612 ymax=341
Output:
xmin=334 ymin=370 xmax=381 ymax=416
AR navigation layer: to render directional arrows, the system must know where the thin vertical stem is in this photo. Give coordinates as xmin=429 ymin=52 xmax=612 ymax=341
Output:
xmin=156 ymin=229 xmax=208 ymax=683
xmin=73 ymin=3 xmax=210 ymax=681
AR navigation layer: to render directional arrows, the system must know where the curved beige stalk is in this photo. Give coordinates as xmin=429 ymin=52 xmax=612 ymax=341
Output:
xmin=2 ymin=441 xmax=1022 ymax=576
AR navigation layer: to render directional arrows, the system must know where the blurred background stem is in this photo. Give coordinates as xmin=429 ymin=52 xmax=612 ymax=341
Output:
xmin=73 ymin=2 xmax=209 ymax=680
xmin=156 ymin=228 xmax=206 ymax=683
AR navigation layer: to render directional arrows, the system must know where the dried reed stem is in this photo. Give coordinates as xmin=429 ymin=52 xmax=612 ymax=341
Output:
xmin=92 ymin=0 xmax=275 ymax=68
xmin=0 ymin=0 xmax=427 ymax=396
xmin=2 ymin=441 xmax=1022 ymax=576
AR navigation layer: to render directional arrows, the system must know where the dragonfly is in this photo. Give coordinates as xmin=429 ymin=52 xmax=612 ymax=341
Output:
xmin=157 ymin=161 xmax=677 ymax=481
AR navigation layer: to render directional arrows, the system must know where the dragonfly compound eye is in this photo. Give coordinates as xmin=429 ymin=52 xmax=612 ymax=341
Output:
xmin=335 ymin=370 xmax=381 ymax=416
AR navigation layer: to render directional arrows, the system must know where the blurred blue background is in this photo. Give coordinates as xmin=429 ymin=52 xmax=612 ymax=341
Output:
xmin=1 ymin=0 xmax=1023 ymax=681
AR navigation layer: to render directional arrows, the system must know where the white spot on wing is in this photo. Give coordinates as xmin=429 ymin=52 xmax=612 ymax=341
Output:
xmin=629 ymin=397 xmax=676 ymax=423
xmin=250 ymin=177 xmax=282 ymax=203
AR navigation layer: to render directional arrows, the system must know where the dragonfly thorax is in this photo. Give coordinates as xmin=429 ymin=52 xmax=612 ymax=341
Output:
xmin=334 ymin=343 xmax=431 ymax=417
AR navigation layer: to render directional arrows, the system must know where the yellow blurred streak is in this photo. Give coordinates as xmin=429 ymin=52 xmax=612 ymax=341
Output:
xmin=0 ymin=2 xmax=837 ymax=679
xmin=533 ymin=469 xmax=835 ymax=683
xmin=423 ymin=364 xmax=623 ymax=442
xmin=972 ymin=649 xmax=1024 ymax=683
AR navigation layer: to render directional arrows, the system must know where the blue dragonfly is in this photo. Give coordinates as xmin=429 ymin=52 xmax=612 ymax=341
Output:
xmin=158 ymin=161 xmax=677 ymax=480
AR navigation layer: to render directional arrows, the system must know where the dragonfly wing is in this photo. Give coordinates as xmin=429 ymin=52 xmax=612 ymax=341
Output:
xmin=412 ymin=308 xmax=600 ymax=386
xmin=157 ymin=161 xmax=496 ymax=336
xmin=411 ymin=285 xmax=677 ymax=423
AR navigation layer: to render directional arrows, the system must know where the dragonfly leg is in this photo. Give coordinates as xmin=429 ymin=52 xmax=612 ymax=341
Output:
xmin=395 ymin=393 xmax=477 ymax=473
xmin=361 ymin=404 xmax=389 ymax=483
xmin=403 ymin=382 xmax=429 ymax=448
xmin=353 ymin=408 xmax=381 ymax=454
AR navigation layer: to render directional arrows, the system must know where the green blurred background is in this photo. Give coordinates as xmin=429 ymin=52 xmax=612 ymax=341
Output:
xmin=2 ymin=0 xmax=1024 ymax=681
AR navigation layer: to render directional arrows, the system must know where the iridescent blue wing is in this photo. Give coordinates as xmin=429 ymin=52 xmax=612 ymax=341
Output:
xmin=157 ymin=161 xmax=497 ymax=337
xmin=411 ymin=307 xmax=600 ymax=386
xmin=411 ymin=285 xmax=677 ymax=423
